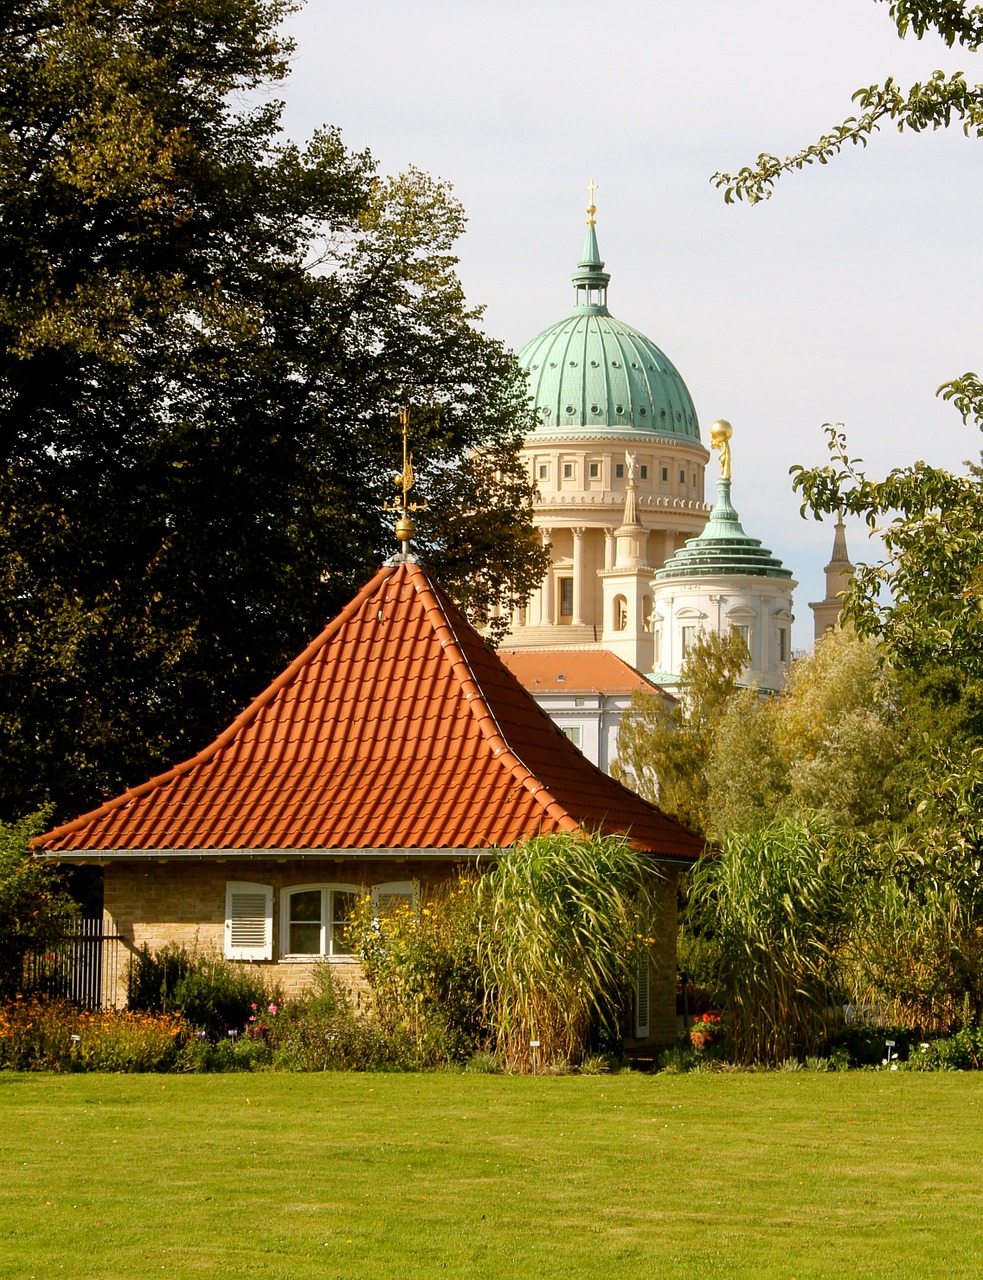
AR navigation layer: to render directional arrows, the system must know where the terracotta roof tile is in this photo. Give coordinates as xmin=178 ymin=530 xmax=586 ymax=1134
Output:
xmin=37 ymin=562 xmax=702 ymax=860
xmin=498 ymin=648 xmax=674 ymax=698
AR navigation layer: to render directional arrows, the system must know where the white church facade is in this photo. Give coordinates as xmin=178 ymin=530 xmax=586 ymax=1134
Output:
xmin=497 ymin=201 xmax=802 ymax=767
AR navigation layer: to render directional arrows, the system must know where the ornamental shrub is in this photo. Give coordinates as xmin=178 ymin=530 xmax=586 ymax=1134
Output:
xmin=0 ymin=996 xmax=185 ymax=1071
xmin=265 ymin=966 xmax=416 ymax=1072
xmin=127 ymin=945 xmax=280 ymax=1036
xmin=349 ymin=877 xmax=488 ymax=1067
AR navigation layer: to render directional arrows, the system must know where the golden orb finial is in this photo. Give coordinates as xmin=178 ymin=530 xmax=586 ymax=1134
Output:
xmin=386 ymin=405 xmax=426 ymax=558
xmin=586 ymin=178 xmax=598 ymax=227
xmin=710 ymin=419 xmax=733 ymax=480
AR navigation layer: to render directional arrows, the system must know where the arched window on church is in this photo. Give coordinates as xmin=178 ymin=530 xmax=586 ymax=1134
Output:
xmin=613 ymin=595 xmax=628 ymax=632
xmin=641 ymin=594 xmax=652 ymax=632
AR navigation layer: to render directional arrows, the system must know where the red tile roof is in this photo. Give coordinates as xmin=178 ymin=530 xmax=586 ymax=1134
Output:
xmin=37 ymin=561 xmax=702 ymax=860
xmin=498 ymin=648 xmax=673 ymax=698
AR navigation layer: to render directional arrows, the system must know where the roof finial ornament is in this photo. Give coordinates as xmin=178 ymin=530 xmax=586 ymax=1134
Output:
xmin=586 ymin=178 xmax=598 ymax=227
xmin=386 ymin=406 xmax=425 ymax=561
xmin=710 ymin=419 xmax=733 ymax=481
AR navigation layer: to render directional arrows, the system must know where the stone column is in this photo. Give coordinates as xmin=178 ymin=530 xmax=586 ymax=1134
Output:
xmin=541 ymin=531 xmax=554 ymax=625
xmin=572 ymin=527 xmax=586 ymax=627
xmin=604 ymin=527 xmax=616 ymax=571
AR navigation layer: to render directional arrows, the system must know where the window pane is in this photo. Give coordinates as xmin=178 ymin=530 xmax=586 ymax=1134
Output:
xmin=289 ymin=921 xmax=322 ymax=954
xmin=289 ymin=889 xmax=321 ymax=922
xmin=331 ymin=891 xmax=357 ymax=955
xmin=559 ymin=578 xmax=573 ymax=616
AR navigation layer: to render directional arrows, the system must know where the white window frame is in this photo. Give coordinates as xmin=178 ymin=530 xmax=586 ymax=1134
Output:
xmin=280 ymin=882 xmax=360 ymax=962
xmin=370 ymin=880 xmax=418 ymax=928
xmin=225 ymin=881 xmax=273 ymax=961
xmin=635 ymin=953 xmax=651 ymax=1039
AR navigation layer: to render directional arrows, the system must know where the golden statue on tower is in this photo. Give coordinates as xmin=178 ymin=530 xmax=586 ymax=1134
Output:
xmin=710 ymin=419 xmax=733 ymax=480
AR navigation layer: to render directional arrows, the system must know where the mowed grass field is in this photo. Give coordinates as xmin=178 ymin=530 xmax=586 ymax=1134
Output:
xmin=1 ymin=1071 xmax=982 ymax=1280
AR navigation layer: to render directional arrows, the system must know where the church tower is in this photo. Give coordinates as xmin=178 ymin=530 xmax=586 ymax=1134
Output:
xmin=809 ymin=519 xmax=854 ymax=640
xmin=650 ymin=421 xmax=796 ymax=693
xmin=501 ymin=191 xmax=710 ymax=670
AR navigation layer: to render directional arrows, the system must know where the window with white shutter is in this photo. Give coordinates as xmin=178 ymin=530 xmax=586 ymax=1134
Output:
xmin=634 ymin=954 xmax=651 ymax=1039
xmin=224 ymin=881 xmax=273 ymax=961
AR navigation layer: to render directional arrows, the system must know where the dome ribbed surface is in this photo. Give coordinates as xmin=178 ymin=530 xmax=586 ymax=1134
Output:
xmin=655 ymin=479 xmax=792 ymax=581
xmin=519 ymin=314 xmax=700 ymax=441
xmin=517 ymin=224 xmax=701 ymax=443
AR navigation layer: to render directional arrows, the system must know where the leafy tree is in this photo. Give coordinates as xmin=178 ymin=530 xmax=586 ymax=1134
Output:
xmin=713 ymin=1 xmax=983 ymax=206
xmin=0 ymin=0 xmax=546 ymax=821
xmin=0 ymin=812 xmax=76 ymax=998
xmin=707 ymin=628 xmax=904 ymax=837
xmin=704 ymin=0 xmax=983 ymax=1034
xmin=613 ymin=628 xmax=748 ymax=833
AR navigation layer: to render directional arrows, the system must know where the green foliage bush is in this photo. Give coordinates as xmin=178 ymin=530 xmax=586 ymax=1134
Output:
xmin=350 ymin=879 xmax=489 ymax=1067
xmin=265 ymin=967 xmax=417 ymax=1072
xmin=688 ymin=819 xmax=859 ymax=1065
xmin=477 ymin=833 xmax=663 ymax=1071
xmin=0 ymin=813 xmax=77 ymax=1000
xmin=126 ymin=945 xmax=280 ymax=1036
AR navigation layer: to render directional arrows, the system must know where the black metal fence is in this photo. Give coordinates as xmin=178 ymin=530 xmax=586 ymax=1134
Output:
xmin=23 ymin=918 xmax=124 ymax=1009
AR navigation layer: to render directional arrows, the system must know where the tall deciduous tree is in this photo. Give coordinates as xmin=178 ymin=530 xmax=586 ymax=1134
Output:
xmin=0 ymin=1 xmax=546 ymax=820
xmin=706 ymin=628 xmax=905 ymax=838
xmin=613 ymin=629 xmax=748 ymax=834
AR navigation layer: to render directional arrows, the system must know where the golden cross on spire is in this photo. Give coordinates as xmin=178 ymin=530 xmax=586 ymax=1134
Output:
xmin=586 ymin=178 xmax=598 ymax=226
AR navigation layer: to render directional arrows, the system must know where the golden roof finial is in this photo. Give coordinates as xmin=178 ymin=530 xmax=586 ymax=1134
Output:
xmin=586 ymin=178 xmax=598 ymax=227
xmin=388 ymin=405 xmax=426 ymax=554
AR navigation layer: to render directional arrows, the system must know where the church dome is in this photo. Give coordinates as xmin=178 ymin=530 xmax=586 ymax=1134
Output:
xmin=518 ymin=222 xmax=700 ymax=443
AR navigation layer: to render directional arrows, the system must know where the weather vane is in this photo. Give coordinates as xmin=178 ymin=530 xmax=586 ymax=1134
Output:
xmin=386 ymin=406 xmax=426 ymax=554
xmin=586 ymin=178 xmax=598 ymax=227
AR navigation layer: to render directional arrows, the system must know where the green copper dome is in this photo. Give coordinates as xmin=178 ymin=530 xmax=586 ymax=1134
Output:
xmin=518 ymin=224 xmax=700 ymax=443
xmin=655 ymin=478 xmax=793 ymax=581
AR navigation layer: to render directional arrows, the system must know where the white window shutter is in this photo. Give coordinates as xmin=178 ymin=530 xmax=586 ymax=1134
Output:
xmin=225 ymin=881 xmax=273 ymax=960
xmin=634 ymin=954 xmax=651 ymax=1039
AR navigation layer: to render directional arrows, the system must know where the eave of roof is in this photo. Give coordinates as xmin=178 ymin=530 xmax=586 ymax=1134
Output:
xmin=36 ymin=561 xmax=703 ymax=862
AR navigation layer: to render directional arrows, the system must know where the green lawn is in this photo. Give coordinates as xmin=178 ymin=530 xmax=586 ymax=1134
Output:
xmin=1 ymin=1071 xmax=981 ymax=1279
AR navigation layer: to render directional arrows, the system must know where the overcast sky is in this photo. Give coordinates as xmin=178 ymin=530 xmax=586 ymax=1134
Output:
xmin=276 ymin=0 xmax=980 ymax=649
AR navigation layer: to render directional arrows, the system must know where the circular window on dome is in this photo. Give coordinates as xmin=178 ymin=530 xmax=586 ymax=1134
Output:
xmin=591 ymin=360 xmax=599 ymax=368
xmin=660 ymin=408 xmax=667 ymax=418
xmin=590 ymin=405 xmax=601 ymax=415
xmin=616 ymin=405 xmax=624 ymax=415
xmin=676 ymin=411 xmax=682 ymax=421
xmin=631 ymin=362 xmax=638 ymax=369
xmin=569 ymin=360 xmax=577 ymax=367
xmin=611 ymin=361 xmax=620 ymax=368
xmin=639 ymin=406 xmax=646 ymax=416
xmin=542 ymin=406 xmax=551 ymax=415
xmin=549 ymin=362 xmax=557 ymax=368
xmin=565 ymin=405 xmax=575 ymax=414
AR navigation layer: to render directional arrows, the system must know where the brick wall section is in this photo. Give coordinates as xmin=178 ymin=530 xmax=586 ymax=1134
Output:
xmin=621 ymin=865 xmax=680 ymax=1049
xmin=648 ymin=866 xmax=680 ymax=1046
xmin=103 ymin=858 xmax=463 ymax=1007
xmin=103 ymin=857 xmax=681 ymax=1044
